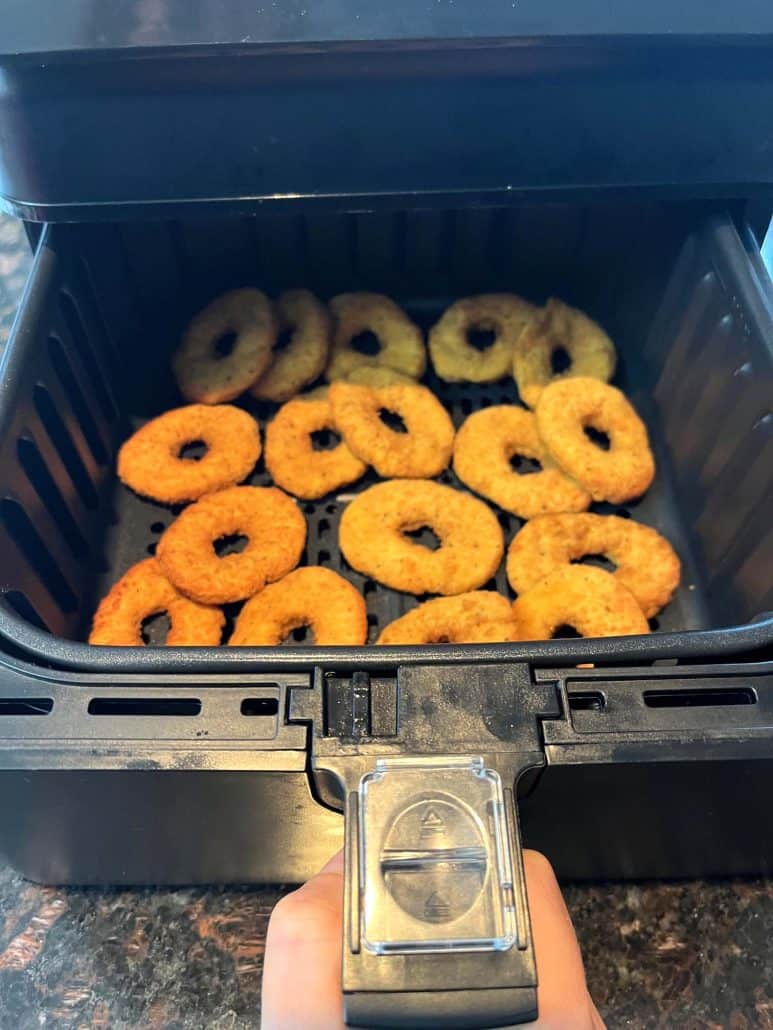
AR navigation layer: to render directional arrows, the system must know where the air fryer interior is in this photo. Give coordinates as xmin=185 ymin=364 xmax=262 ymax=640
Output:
xmin=1 ymin=199 xmax=770 ymax=647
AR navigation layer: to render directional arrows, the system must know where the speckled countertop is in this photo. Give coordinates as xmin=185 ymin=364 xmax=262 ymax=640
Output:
xmin=0 ymin=215 xmax=772 ymax=1029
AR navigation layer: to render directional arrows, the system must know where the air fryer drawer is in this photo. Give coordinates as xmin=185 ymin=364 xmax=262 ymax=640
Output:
xmin=0 ymin=201 xmax=771 ymax=669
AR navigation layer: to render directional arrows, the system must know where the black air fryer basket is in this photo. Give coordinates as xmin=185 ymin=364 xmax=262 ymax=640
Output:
xmin=0 ymin=6 xmax=772 ymax=1027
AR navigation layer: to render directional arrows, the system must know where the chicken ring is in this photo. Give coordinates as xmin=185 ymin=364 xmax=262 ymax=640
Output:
xmin=339 ymin=480 xmax=504 ymax=595
xmin=89 ymin=558 xmax=224 ymax=646
xmin=536 ymin=378 xmax=655 ymax=504
xmin=506 ymin=513 xmax=680 ymax=619
xmin=452 ymin=405 xmax=590 ymax=519
xmin=326 ymin=293 xmax=426 ymax=381
xmin=172 ymin=288 xmax=277 ymax=404
xmin=229 ymin=567 xmax=367 ymax=646
xmin=117 ymin=404 xmax=261 ymax=505
xmin=329 ymin=382 xmax=455 ymax=479
xmin=511 ymin=566 xmax=650 ymax=640
xmin=377 ymin=592 xmax=518 ymax=645
xmin=428 ymin=294 xmax=535 ymax=383
xmin=265 ymin=397 xmax=366 ymax=499
xmin=250 ymin=289 xmax=331 ymax=403
xmin=513 ymin=298 xmax=617 ymax=408
xmin=157 ymin=486 xmax=306 ymax=604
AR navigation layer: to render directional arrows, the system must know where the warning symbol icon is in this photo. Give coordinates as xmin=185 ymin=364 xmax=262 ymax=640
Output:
xmin=419 ymin=806 xmax=445 ymax=837
xmin=424 ymin=892 xmax=451 ymax=921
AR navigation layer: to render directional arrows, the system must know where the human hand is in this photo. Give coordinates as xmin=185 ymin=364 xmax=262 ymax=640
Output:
xmin=262 ymin=848 xmax=604 ymax=1029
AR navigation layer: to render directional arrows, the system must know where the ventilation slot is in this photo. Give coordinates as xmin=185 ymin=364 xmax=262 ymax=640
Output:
xmin=0 ymin=698 xmax=53 ymax=716
xmin=1 ymin=499 xmax=78 ymax=613
xmin=17 ymin=439 xmax=89 ymax=559
xmin=240 ymin=697 xmax=279 ymax=717
xmin=60 ymin=291 xmax=117 ymax=420
xmin=643 ymin=687 xmax=757 ymax=708
xmin=568 ymin=691 xmax=606 ymax=712
xmin=33 ymin=385 xmax=98 ymax=508
xmin=87 ymin=698 xmax=202 ymax=716
xmin=2 ymin=590 xmax=51 ymax=633
xmin=48 ymin=336 xmax=108 ymax=465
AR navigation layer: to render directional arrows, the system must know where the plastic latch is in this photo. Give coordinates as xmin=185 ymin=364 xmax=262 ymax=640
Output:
xmin=358 ymin=756 xmax=517 ymax=955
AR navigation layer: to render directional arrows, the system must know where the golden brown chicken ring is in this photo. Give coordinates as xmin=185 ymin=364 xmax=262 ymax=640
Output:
xmin=326 ymin=293 xmax=426 ymax=381
xmin=89 ymin=558 xmax=224 ymax=646
xmin=117 ymin=404 xmax=261 ymax=505
xmin=157 ymin=486 xmax=306 ymax=604
xmin=251 ymin=289 xmax=331 ymax=403
xmin=452 ymin=405 xmax=590 ymax=519
xmin=429 ymin=294 xmax=535 ymax=383
xmin=229 ymin=567 xmax=367 ymax=645
xmin=511 ymin=565 xmax=650 ymax=640
xmin=172 ymin=288 xmax=278 ymax=404
xmin=329 ymin=382 xmax=454 ymax=479
xmin=377 ymin=591 xmax=517 ymax=645
xmin=506 ymin=512 xmax=680 ymax=619
xmin=265 ymin=397 xmax=367 ymax=499
xmin=339 ymin=480 xmax=504 ymax=595
xmin=513 ymin=298 xmax=617 ymax=408
xmin=536 ymin=378 xmax=655 ymax=504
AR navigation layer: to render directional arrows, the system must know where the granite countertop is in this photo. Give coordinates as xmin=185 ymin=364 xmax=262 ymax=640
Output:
xmin=0 ymin=214 xmax=772 ymax=1028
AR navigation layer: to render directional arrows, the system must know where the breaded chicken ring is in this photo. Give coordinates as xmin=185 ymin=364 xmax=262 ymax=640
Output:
xmin=506 ymin=513 xmax=680 ymax=619
xmin=251 ymin=289 xmax=331 ymax=403
xmin=117 ymin=404 xmax=261 ymax=505
xmin=265 ymin=397 xmax=366 ymax=499
xmin=453 ymin=405 xmax=590 ymax=519
xmin=536 ymin=378 xmax=655 ymax=503
xmin=89 ymin=558 xmax=224 ymax=646
xmin=157 ymin=486 xmax=306 ymax=604
xmin=339 ymin=480 xmax=504 ymax=595
xmin=330 ymin=382 xmax=455 ymax=479
xmin=513 ymin=298 xmax=617 ymax=408
xmin=229 ymin=567 xmax=367 ymax=646
xmin=172 ymin=289 xmax=277 ymax=404
xmin=429 ymin=294 xmax=535 ymax=383
xmin=511 ymin=566 xmax=650 ymax=640
xmin=377 ymin=592 xmax=517 ymax=645
xmin=326 ymin=293 xmax=426 ymax=381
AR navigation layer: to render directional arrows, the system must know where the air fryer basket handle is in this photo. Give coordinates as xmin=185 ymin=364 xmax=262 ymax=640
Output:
xmin=340 ymin=755 xmax=538 ymax=1030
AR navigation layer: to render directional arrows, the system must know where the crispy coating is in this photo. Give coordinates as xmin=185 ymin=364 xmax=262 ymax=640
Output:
xmin=157 ymin=486 xmax=306 ymax=604
xmin=377 ymin=592 xmax=517 ymax=645
xmin=513 ymin=298 xmax=617 ymax=408
xmin=329 ymin=382 xmax=455 ymax=479
xmin=506 ymin=513 xmax=680 ymax=619
xmin=89 ymin=558 xmax=224 ymax=646
xmin=229 ymin=567 xmax=367 ymax=645
xmin=117 ymin=404 xmax=261 ymax=505
xmin=453 ymin=405 xmax=590 ymax=519
xmin=536 ymin=378 xmax=655 ymax=504
xmin=265 ymin=397 xmax=366 ymax=499
xmin=326 ymin=293 xmax=426 ymax=381
xmin=511 ymin=565 xmax=650 ymax=640
xmin=251 ymin=289 xmax=331 ymax=403
xmin=429 ymin=294 xmax=536 ymax=383
xmin=172 ymin=289 xmax=278 ymax=404
xmin=339 ymin=480 xmax=504 ymax=595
